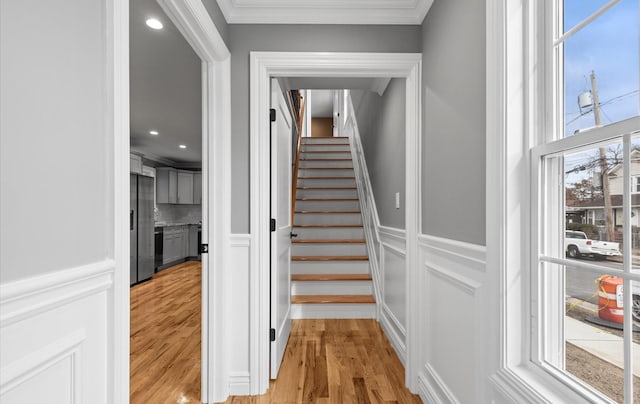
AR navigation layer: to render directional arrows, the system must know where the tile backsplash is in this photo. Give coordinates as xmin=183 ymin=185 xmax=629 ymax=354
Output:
xmin=155 ymin=204 xmax=202 ymax=224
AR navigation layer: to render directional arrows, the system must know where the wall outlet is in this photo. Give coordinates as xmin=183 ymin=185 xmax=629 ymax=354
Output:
xmin=395 ymin=192 xmax=400 ymax=209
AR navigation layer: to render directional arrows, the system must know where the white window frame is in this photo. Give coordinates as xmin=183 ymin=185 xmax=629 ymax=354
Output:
xmin=487 ymin=0 xmax=640 ymax=402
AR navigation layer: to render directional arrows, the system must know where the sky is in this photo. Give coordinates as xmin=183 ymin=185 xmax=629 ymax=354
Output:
xmin=563 ymin=0 xmax=639 ymax=184
xmin=564 ymin=0 xmax=639 ymax=137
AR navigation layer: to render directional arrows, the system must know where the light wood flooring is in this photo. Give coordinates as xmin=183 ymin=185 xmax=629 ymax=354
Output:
xmin=130 ymin=261 xmax=201 ymax=404
xmin=130 ymin=261 xmax=421 ymax=404
xmin=224 ymin=319 xmax=422 ymax=404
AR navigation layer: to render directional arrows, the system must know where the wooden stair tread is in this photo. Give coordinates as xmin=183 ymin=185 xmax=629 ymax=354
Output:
xmin=292 ymin=295 xmax=375 ymax=304
xmin=292 ymin=255 xmax=369 ymax=261
xmin=292 ymin=274 xmax=372 ymax=281
xmin=292 ymin=239 xmax=365 ymax=244
xmin=295 ymin=210 xmax=361 ymax=214
xmin=302 ymin=150 xmax=351 ymax=153
xmin=297 ymin=187 xmax=356 ymax=190
xmin=296 ymin=198 xmax=358 ymax=201
xmin=298 ymin=176 xmax=356 ymax=180
xmin=299 ymin=167 xmax=354 ymax=170
xmin=293 ymin=224 xmax=363 ymax=228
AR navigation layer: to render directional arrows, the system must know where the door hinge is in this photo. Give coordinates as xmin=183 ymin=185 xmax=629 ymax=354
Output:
xmin=270 ymin=328 xmax=276 ymax=342
xmin=270 ymin=218 xmax=276 ymax=232
xmin=199 ymin=243 xmax=209 ymax=254
xmin=270 ymin=108 xmax=276 ymax=122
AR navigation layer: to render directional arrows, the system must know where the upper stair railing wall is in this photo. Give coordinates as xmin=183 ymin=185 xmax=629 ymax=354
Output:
xmin=288 ymin=90 xmax=306 ymax=224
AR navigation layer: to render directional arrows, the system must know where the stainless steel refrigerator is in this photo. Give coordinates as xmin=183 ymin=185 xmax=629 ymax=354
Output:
xmin=130 ymin=174 xmax=155 ymax=285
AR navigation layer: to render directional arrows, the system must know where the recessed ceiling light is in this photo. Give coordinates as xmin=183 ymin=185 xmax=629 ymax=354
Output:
xmin=146 ymin=18 xmax=163 ymax=30
xmin=179 ymin=145 xmax=187 ymax=149
xmin=149 ymin=130 xmax=159 ymax=135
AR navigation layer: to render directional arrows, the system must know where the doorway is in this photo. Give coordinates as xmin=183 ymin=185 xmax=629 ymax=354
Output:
xmin=251 ymin=52 xmax=422 ymax=394
xmin=115 ymin=0 xmax=231 ymax=403
xmin=128 ymin=0 xmax=203 ymax=401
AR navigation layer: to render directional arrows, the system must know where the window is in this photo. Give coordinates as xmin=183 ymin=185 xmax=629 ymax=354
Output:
xmin=633 ymin=176 xmax=640 ymax=193
xmin=533 ymin=0 xmax=640 ymax=402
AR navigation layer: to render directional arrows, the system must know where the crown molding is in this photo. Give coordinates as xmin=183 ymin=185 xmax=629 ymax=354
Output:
xmin=216 ymin=0 xmax=433 ymax=25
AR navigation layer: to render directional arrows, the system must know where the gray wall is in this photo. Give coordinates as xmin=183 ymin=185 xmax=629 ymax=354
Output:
xmin=202 ymin=0 xmax=229 ymax=47
xmin=354 ymin=79 xmax=406 ymax=229
xmin=421 ymin=0 xmax=486 ymax=245
xmin=228 ymin=24 xmax=421 ymax=233
xmin=1 ymin=0 xmax=112 ymax=282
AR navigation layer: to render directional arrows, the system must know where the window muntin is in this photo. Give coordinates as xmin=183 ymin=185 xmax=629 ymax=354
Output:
xmin=534 ymin=0 xmax=640 ymax=401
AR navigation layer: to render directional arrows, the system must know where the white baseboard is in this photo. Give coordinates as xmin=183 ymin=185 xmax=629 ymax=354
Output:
xmin=228 ymin=371 xmax=251 ymax=396
xmin=290 ymin=303 xmax=376 ymax=319
xmin=379 ymin=304 xmax=406 ymax=365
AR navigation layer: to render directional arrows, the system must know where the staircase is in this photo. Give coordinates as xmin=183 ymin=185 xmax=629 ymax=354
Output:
xmin=290 ymin=136 xmax=376 ymax=319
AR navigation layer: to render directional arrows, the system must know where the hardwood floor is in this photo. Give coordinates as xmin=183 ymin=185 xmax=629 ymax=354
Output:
xmin=224 ymin=319 xmax=422 ymax=404
xmin=130 ymin=261 xmax=420 ymax=404
xmin=130 ymin=261 xmax=201 ymax=404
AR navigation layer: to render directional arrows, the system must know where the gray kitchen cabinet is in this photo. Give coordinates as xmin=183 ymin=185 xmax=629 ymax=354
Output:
xmin=177 ymin=170 xmax=194 ymax=204
xmin=193 ymin=172 xmax=202 ymax=205
xmin=156 ymin=168 xmax=178 ymax=204
xmin=162 ymin=225 xmax=190 ymax=264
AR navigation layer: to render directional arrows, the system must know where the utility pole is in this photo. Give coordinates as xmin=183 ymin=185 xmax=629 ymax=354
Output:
xmin=591 ymin=71 xmax=615 ymax=242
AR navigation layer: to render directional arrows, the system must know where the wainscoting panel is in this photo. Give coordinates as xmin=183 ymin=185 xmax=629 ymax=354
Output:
xmin=0 ymin=260 xmax=114 ymax=404
xmin=228 ymin=234 xmax=251 ymax=395
xmin=417 ymin=235 xmax=487 ymax=404
xmin=379 ymin=226 xmax=407 ymax=365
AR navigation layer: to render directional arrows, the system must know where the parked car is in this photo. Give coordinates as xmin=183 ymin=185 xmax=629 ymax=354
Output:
xmin=565 ymin=230 xmax=621 ymax=260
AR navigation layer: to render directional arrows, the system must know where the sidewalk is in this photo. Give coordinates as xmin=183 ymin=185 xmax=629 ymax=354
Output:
xmin=566 ymin=316 xmax=640 ymax=376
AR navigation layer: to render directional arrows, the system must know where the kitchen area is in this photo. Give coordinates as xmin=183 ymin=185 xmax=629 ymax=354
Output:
xmin=128 ymin=0 xmax=205 ymax=401
xmin=129 ymin=154 xmax=202 ymax=285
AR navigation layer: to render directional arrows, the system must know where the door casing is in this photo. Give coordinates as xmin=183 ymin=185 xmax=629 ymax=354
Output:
xmin=249 ymin=51 xmax=423 ymax=394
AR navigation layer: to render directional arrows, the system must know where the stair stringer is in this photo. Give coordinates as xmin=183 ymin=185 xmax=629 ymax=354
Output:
xmin=344 ymin=100 xmax=383 ymax=320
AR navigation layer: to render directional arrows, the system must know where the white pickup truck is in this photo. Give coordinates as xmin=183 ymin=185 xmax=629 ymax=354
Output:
xmin=565 ymin=230 xmax=622 ymax=260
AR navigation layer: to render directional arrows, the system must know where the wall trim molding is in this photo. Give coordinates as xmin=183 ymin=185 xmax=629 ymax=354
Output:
xmin=216 ymin=0 xmax=434 ymax=25
xmin=380 ymin=304 xmax=407 ymax=364
xmin=418 ymin=364 xmax=459 ymax=404
xmin=230 ymin=234 xmax=251 ymax=247
xmin=426 ymin=264 xmax=482 ymax=296
xmin=228 ymin=371 xmax=251 ymax=396
xmin=0 ymin=260 xmax=114 ymax=327
xmin=250 ymin=52 xmax=422 ymax=394
xmin=0 ymin=329 xmax=86 ymax=399
xmin=418 ymin=234 xmax=486 ymax=270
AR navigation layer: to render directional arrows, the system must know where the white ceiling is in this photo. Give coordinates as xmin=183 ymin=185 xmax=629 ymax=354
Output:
xmin=216 ymin=0 xmax=434 ymax=25
xmin=130 ymin=0 xmax=202 ymax=166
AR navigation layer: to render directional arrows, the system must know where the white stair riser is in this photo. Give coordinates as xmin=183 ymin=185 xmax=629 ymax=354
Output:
xmin=292 ymin=280 xmax=372 ymax=295
xmin=298 ymin=168 xmax=354 ymax=177
xmin=291 ymin=260 xmax=370 ymax=274
xmin=299 ymin=160 xmax=353 ymax=169
xmin=290 ymin=303 xmax=375 ymax=319
xmin=297 ymin=189 xmax=357 ymax=199
xmin=294 ymin=213 xmax=362 ymax=226
xmin=302 ymin=138 xmax=350 ymax=145
xmin=292 ymin=227 xmax=364 ymax=239
xmin=300 ymin=152 xmax=352 ymax=159
xmin=298 ymin=178 xmax=356 ymax=188
xmin=292 ymin=243 xmax=367 ymax=256
xmin=301 ymin=146 xmax=351 ymax=153
xmin=295 ymin=200 xmax=360 ymax=211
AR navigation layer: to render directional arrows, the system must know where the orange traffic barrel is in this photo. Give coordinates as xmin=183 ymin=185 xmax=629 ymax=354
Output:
xmin=598 ymin=275 xmax=624 ymax=324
